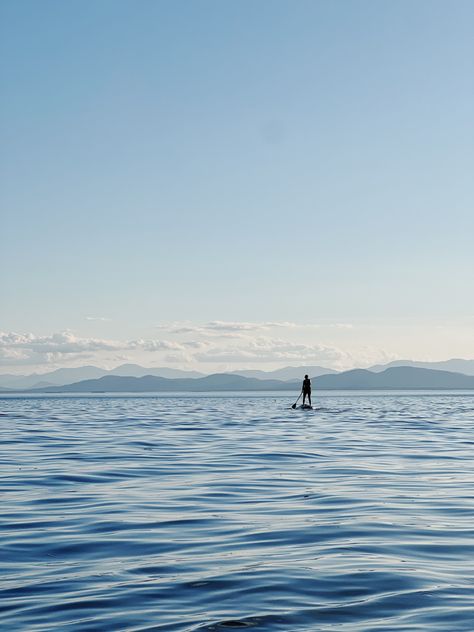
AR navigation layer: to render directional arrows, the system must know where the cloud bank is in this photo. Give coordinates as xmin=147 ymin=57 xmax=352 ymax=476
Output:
xmin=157 ymin=320 xmax=353 ymax=337
xmin=0 ymin=326 xmax=394 ymax=372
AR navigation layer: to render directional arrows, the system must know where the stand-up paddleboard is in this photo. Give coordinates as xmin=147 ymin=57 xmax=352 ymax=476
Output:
xmin=291 ymin=395 xmax=314 ymax=410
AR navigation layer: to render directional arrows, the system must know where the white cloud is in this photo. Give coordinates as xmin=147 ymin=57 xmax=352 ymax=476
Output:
xmin=0 ymin=331 xmax=204 ymax=367
xmin=193 ymin=337 xmax=351 ymax=368
xmin=0 ymin=331 xmax=118 ymax=354
xmin=204 ymin=321 xmax=296 ymax=332
xmin=133 ymin=339 xmax=185 ymax=352
xmin=159 ymin=320 xmax=304 ymax=336
xmin=85 ymin=316 xmax=111 ymax=322
xmin=157 ymin=320 xmax=357 ymax=337
xmin=0 ymin=328 xmax=393 ymax=371
xmin=191 ymin=336 xmax=395 ymax=370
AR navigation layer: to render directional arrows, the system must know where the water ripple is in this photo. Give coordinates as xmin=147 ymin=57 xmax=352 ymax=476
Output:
xmin=1 ymin=392 xmax=474 ymax=630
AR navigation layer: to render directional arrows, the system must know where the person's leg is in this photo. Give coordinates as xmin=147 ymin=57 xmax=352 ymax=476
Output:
xmin=308 ymin=392 xmax=312 ymax=407
xmin=302 ymin=392 xmax=306 ymax=405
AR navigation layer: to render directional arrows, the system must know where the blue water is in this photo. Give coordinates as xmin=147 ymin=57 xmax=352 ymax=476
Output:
xmin=1 ymin=392 xmax=474 ymax=631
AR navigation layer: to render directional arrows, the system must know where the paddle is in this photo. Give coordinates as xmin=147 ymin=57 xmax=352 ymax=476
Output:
xmin=291 ymin=391 xmax=303 ymax=409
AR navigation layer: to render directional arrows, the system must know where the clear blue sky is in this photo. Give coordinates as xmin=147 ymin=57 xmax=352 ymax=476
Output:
xmin=1 ymin=1 xmax=473 ymax=372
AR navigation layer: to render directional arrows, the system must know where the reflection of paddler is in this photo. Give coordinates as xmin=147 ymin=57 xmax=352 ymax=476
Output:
xmin=302 ymin=374 xmax=312 ymax=407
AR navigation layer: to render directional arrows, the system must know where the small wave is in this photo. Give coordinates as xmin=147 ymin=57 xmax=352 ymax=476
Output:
xmin=1 ymin=393 xmax=474 ymax=630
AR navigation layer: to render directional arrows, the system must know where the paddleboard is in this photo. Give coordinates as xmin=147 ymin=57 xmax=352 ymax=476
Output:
xmin=299 ymin=404 xmax=313 ymax=410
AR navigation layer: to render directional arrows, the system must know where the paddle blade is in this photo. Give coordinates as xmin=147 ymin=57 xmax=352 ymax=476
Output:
xmin=291 ymin=403 xmax=297 ymax=409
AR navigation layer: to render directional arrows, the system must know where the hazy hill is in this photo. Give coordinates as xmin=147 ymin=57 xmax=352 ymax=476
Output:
xmin=16 ymin=366 xmax=474 ymax=393
xmin=0 ymin=363 xmax=321 ymax=389
xmin=0 ymin=365 xmax=109 ymax=389
xmin=30 ymin=381 xmax=56 ymax=389
xmin=4 ymin=363 xmax=474 ymax=393
xmin=231 ymin=365 xmax=337 ymax=380
xmin=313 ymin=366 xmax=474 ymax=389
xmin=108 ymin=364 xmax=204 ymax=379
xmin=369 ymin=359 xmax=474 ymax=376
xmin=0 ymin=364 xmax=204 ymax=389
xmin=30 ymin=374 xmax=298 ymax=393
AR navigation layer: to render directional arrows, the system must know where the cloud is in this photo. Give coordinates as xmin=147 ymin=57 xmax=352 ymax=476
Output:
xmin=164 ymin=352 xmax=192 ymax=364
xmin=204 ymin=321 xmax=293 ymax=332
xmin=133 ymin=339 xmax=185 ymax=352
xmin=182 ymin=340 xmax=210 ymax=349
xmin=193 ymin=337 xmax=353 ymax=368
xmin=158 ymin=320 xmax=302 ymax=336
xmin=0 ymin=331 xmax=205 ymax=367
xmin=191 ymin=337 xmax=394 ymax=370
xmin=169 ymin=327 xmax=198 ymax=334
xmin=158 ymin=320 xmax=356 ymax=336
xmin=85 ymin=316 xmax=111 ymax=322
xmin=0 ymin=331 xmax=118 ymax=354
xmin=0 ymin=329 xmax=391 ymax=371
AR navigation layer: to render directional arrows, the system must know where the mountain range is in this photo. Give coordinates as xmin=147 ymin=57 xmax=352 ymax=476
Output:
xmin=0 ymin=364 xmax=205 ymax=390
xmin=0 ymin=363 xmax=333 ymax=389
xmin=3 ymin=359 xmax=474 ymax=390
xmin=5 ymin=366 xmax=473 ymax=393
xmin=230 ymin=366 xmax=337 ymax=380
xmin=312 ymin=366 xmax=474 ymax=390
xmin=29 ymin=373 xmax=297 ymax=393
xmin=368 ymin=359 xmax=474 ymax=375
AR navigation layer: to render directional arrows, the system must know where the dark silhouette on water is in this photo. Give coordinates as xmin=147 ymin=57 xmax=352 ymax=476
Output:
xmin=291 ymin=374 xmax=312 ymax=409
xmin=302 ymin=374 xmax=312 ymax=407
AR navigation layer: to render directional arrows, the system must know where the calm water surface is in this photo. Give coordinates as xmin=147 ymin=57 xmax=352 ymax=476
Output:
xmin=1 ymin=392 xmax=474 ymax=631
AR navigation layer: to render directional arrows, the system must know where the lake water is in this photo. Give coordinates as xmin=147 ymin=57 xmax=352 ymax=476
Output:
xmin=1 ymin=392 xmax=474 ymax=631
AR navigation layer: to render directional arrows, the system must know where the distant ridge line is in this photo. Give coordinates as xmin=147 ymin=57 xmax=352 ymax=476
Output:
xmin=3 ymin=359 xmax=474 ymax=391
xmin=2 ymin=366 xmax=474 ymax=393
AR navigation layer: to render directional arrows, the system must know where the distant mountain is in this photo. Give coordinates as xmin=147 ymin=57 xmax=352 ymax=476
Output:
xmin=4 ymin=362 xmax=474 ymax=393
xmin=0 ymin=363 xmax=329 ymax=390
xmin=0 ymin=365 xmax=109 ymax=389
xmin=29 ymin=374 xmax=298 ymax=393
xmin=15 ymin=366 xmax=474 ymax=393
xmin=0 ymin=364 xmax=204 ymax=389
xmin=30 ymin=381 xmax=56 ymax=389
xmin=313 ymin=366 xmax=474 ymax=389
xmin=231 ymin=365 xmax=337 ymax=380
xmin=0 ymin=363 xmax=319 ymax=389
xmin=107 ymin=364 xmax=204 ymax=379
xmin=369 ymin=359 xmax=474 ymax=376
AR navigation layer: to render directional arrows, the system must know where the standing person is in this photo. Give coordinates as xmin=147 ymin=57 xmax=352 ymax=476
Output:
xmin=302 ymin=374 xmax=312 ymax=407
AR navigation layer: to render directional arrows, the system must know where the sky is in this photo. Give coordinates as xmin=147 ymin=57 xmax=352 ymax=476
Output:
xmin=1 ymin=0 xmax=473 ymax=374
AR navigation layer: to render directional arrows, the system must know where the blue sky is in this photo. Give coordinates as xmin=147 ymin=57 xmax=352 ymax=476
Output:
xmin=1 ymin=1 xmax=473 ymax=372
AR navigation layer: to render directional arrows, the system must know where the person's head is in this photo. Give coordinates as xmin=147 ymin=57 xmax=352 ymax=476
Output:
xmin=304 ymin=374 xmax=308 ymax=379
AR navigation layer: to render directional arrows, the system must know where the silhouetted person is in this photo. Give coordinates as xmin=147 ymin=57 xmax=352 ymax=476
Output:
xmin=302 ymin=374 xmax=311 ymax=406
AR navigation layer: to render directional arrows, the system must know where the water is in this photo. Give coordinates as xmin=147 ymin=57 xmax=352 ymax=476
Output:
xmin=1 ymin=392 xmax=474 ymax=631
